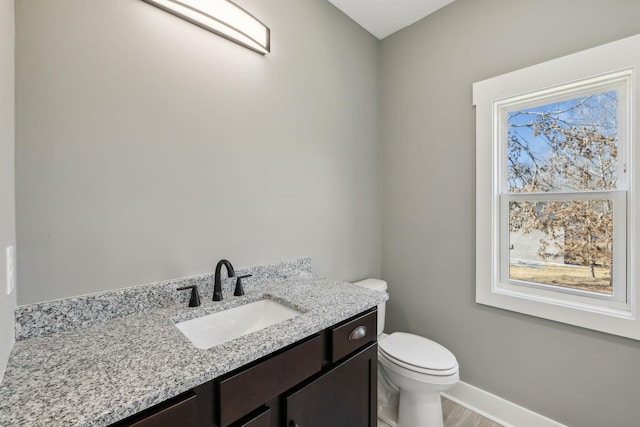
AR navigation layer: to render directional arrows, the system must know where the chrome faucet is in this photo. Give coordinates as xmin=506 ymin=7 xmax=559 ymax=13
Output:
xmin=213 ymin=259 xmax=235 ymax=301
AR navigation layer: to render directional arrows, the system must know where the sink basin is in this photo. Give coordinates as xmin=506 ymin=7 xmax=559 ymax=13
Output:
xmin=175 ymin=299 xmax=302 ymax=349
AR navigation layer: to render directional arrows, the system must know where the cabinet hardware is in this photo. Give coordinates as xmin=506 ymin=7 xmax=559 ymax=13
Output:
xmin=349 ymin=325 xmax=367 ymax=341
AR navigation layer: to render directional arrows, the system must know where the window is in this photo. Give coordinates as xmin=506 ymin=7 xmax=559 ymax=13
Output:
xmin=473 ymin=34 xmax=640 ymax=339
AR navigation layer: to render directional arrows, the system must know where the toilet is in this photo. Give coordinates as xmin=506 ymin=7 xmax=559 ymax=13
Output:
xmin=354 ymin=279 xmax=459 ymax=427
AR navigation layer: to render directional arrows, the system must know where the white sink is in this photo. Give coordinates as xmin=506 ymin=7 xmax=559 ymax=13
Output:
xmin=175 ymin=299 xmax=302 ymax=349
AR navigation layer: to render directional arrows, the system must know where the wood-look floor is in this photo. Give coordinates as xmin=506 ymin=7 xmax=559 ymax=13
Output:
xmin=442 ymin=397 xmax=503 ymax=427
xmin=377 ymin=397 xmax=503 ymax=427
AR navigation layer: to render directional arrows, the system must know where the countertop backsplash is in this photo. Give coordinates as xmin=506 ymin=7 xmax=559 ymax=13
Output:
xmin=15 ymin=257 xmax=312 ymax=340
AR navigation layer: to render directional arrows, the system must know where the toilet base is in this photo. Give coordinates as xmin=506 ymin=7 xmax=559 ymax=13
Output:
xmin=397 ymin=390 xmax=444 ymax=427
xmin=378 ymin=402 xmax=398 ymax=427
xmin=376 ymin=392 xmax=445 ymax=427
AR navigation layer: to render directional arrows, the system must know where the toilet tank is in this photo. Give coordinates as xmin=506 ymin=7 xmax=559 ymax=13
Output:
xmin=352 ymin=278 xmax=387 ymax=337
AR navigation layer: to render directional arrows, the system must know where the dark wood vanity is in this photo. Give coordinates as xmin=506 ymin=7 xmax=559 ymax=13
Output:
xmin=112 ymin=308 xmax=378 ymax=427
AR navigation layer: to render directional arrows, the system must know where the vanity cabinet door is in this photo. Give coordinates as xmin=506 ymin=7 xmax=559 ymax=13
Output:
xmin=218 ymin=336 xmax=321 ymax=426
xmin=284 ymin=342 xmax=377 ymax=427
xmin=228 ymin=406 xmax=271 ymax=427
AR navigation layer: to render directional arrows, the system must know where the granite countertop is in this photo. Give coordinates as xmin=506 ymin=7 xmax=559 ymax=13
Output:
xmin=0 ymin=260 xmax=387 ymax=427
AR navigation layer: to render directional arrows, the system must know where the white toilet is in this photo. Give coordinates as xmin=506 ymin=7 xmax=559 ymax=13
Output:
xmin=354 ymin=279 xmax=459 ymax=427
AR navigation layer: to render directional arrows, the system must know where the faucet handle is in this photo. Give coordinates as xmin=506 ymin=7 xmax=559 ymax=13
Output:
xmin=177 ymin=285 xmax=201 ymax=307
xmin=234 ymin=274 xmax=252 ymax=296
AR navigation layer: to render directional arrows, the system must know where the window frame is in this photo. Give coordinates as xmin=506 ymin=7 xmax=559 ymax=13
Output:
xmin=473 ymin=34 xmax=640 ymax=340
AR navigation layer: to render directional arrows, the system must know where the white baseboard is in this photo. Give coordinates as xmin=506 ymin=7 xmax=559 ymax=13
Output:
xmin=441 ymin=381 xmax=566 ymax=427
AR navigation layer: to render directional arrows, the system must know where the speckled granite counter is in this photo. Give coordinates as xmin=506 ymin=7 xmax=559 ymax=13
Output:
xmin=0 ymin=258 xmax=387 ymax=427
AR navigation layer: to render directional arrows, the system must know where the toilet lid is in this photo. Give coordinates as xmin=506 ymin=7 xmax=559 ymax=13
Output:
xmin=379 ymin=332 xmax=458 ymax=375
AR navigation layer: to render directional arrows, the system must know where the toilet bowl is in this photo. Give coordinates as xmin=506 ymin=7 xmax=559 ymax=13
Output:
xmin=353 ymin=279 xmax=459 ymax=427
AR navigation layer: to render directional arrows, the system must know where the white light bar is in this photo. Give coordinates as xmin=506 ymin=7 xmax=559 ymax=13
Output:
xmin=143 ymin=0 xmax=270 ymax=54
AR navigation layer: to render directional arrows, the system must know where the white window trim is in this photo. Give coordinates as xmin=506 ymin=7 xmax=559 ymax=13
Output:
xmin=473 ymin=34 xmax=640 ymax=340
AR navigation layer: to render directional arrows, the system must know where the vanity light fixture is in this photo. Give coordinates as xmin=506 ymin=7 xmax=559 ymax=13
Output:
xmin=142 ymin=0 xmax=270 ymax=55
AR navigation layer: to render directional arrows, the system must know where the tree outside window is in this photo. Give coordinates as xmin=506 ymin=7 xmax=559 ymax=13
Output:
xmin=505 ymin=92 xmax=619 ymax=295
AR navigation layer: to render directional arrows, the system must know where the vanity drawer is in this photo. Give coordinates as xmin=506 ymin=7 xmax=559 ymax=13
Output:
xmin=112 ymin=391 xmax=197 ymax=427
xmin=330 ymin=309 xmax=377 ymax=362
xmin=218 ymin=336 xmax=321 ymax=426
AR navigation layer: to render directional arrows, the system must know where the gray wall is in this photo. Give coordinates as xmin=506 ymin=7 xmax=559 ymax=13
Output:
xmin=380 ymin=1 xmax=640 ymax=426
xmin=14 ymin=0 xmax=640 ymax=424
xmin=0 ymin=0 xmax=16 ymax=379
xmin=15 ymin=0 xmax=381 ymax=304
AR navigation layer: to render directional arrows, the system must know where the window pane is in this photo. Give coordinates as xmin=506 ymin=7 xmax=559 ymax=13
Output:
xmin=509 ymin=200 xmax=613 ymax=294
xmin=507 ymin=91 xmax=619 ymax=192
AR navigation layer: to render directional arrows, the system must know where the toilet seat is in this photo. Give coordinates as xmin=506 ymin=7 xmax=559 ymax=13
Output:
xmin=378 ymin=332 xmax=458 ymax=377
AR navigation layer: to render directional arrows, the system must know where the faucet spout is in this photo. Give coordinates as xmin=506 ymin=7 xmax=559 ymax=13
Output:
xmin=213 ymin=259 xmax=235 ymax=301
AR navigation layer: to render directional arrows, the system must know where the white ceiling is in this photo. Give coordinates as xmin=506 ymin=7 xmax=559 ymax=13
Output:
xmin=328 ymin=0 xmax=457 ymax=39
